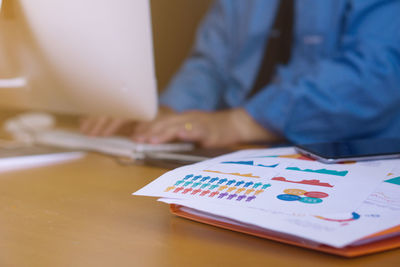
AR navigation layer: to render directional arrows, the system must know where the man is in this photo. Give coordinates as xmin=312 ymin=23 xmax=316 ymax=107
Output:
xmin=82 ymin=0 xmax=400 ymax=147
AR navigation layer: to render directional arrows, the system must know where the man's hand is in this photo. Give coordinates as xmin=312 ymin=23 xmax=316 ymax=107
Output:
xmin=79 ymin=106 xmax=176 ymax=137
xmin=80 ymin=116 xmax=132 ymax=137
xmin=132 ymin=108 xmax=280 ymax=147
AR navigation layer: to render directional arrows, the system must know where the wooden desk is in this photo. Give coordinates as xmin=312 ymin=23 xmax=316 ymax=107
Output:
xmin=0 ymin=153 xmax=398 ymax=267
xmin=0 ymin=111 xmax=398 ymax=267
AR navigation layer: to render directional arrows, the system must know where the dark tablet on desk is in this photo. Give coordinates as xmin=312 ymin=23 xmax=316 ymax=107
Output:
xmin=295 ymin=138 xmax=400 ymax=163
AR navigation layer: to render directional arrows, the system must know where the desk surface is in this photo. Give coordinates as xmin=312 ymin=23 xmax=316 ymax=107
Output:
xmin=0 ymin=113 xmax=399 ymax=267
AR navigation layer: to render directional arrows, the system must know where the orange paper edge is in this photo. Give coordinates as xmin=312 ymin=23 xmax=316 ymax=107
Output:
xmin=170 ymin=204 xmax=400 ymax=257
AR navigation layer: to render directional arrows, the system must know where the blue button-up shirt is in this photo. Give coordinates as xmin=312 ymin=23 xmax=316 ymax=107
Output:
xmin=160 ymin=0 xmax=400 ymax=144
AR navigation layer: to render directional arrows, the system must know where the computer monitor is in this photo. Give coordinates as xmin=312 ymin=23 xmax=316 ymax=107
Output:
xmin=0 ymin=0 xmax=158 ymax=120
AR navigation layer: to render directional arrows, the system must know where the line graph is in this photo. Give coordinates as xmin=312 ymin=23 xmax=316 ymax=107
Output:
xmin=315 ymin=212 xmax=360 ymax=223
xmin=203 ymin=170 xmax=260 ymax=178
xmin=271 ymin=177 xmax=334 ymax=187
xmin=286 ymin=167 xmax=348 ymax=177
xmin=365 ymin=191 xmax=400 ymax=210
xmin=385 ymin=176 xmax=400 ymax=186
xmin=221 ymin=161 xmax=279 ymax=168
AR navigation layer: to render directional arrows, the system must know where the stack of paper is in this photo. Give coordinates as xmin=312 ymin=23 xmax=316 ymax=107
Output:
xmin=134 ymin=147 xmax=400 ymax=256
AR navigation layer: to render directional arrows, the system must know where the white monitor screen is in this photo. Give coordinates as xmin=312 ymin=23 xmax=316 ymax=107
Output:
xmin=0 ymin=0 xmax=158 ymax=120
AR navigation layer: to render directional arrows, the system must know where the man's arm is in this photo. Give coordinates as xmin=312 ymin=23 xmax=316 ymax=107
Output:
xmin=160 ymin=0 xmax=235 ymax=112
xmin=245 ymin=0 xmax=400 ymax=144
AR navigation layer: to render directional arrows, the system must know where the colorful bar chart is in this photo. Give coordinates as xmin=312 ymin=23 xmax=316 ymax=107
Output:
xmin=164 ymin=174 xmax=271 ymax=202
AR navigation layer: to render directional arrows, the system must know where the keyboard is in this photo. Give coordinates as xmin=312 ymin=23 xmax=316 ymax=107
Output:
xmin=33 ymin=129 xmax=194 ymax=159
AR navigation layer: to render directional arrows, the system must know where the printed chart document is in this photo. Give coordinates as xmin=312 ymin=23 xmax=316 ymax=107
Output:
xmin=134 ymin=147 xmax=400 ymax=256
xmin=160 ymin=169 xmax=400 ymax=251
xmin=134 ymin=147 xmax=393 ymax=213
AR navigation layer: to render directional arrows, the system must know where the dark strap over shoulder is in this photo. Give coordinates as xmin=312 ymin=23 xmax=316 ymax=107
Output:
xmin=248 ymin=0 xmax=294 ymax=98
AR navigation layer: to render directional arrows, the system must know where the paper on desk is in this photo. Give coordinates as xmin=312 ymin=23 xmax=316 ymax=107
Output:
xmin=159 ymin=169 xmax=400 ymax=248
xmin=0 ymin=149 xmax=85 ymax=173
xmin=134 ymin=147 xmax=394 ymax=214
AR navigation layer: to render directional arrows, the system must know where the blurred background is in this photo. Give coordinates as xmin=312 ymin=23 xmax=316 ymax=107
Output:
xmin=150 ymin=0 xmax=212 ymax=92
xmin=0 ymin=0 xmax=213 ymax=121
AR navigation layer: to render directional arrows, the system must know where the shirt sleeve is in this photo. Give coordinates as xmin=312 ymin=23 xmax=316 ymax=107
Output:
xmin=159 ymin=0 xmax=234 ymax=112
xmin=245 ymin=0 xmax=400 ymax=144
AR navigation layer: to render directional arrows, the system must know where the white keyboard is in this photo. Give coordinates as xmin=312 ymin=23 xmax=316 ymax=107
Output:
xmin=33 ymin=129 xmax=194 ymax=159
